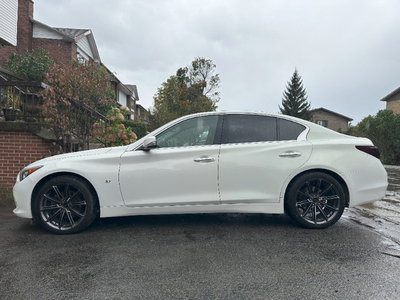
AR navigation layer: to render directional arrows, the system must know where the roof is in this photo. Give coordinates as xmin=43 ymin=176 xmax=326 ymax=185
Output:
xmin=53 ymin=28 xmax=89 ymax=40
xmin=310 ymin=107 xmax=353 ymax=121
xmin=380 ymin=86 xmax=400 ymax=102
xmin=136 ymin=103 xmax=148 ymax=111
xmin=31 ymin=19 xmax=100 ymax=62
xmin=125 ymin=85 xmax=139 ymax=101
xmin=31 ymin=19 xmax=74 ymax=42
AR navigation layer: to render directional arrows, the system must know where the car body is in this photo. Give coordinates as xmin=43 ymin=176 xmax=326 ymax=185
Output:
xmin=13 ymin=111 xmax=388 ymax=234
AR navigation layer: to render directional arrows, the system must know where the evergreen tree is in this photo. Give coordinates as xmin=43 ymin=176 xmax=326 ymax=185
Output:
xmin=279 ymin=69 xmax=311 ymax=120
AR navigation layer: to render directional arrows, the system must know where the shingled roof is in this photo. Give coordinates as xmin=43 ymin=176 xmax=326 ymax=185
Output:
xmin=310 ymin=107 xmax=353 ymax=121
xmin=53 ymin=28 xmax=90 ymax=40
xmin=31 ymin=19 xmax=100 ymax=62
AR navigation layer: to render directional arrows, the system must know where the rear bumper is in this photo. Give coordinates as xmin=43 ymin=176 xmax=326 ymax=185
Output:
xmin=346 ymin=161 xmax=388 ymax=207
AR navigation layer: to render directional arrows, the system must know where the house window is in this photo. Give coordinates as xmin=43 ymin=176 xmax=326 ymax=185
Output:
xmin=77 ymin=53 xmax=87 ymax=64
xmin=316 ymin=120 xmax=328 ymax=127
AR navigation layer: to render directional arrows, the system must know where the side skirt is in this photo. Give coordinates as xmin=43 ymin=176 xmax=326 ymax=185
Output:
xmin=100 ymin=202 xmax=284 ymax=218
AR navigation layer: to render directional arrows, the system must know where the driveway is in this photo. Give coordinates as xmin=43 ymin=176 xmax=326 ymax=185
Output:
xmin=0 ymin=166 xmax=399 ymax=300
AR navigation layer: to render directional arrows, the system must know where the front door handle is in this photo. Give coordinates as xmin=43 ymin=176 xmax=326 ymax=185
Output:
xmin=279 ymin=151 xmax=302 ymax=158
xmin=194 ymin=156 xmax=216 ymax=163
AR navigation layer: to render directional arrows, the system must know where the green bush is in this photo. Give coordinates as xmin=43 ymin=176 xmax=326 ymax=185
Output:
xmin=345 ymin=110 xmax=400 ymax=165
xmin=122 ymin=120 xmax=148 ymax=139
xmin=3 ymin=48 xmax=53 ymax=82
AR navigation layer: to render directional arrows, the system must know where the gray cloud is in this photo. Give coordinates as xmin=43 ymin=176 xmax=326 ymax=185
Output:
xmin=34 ymin=0 xmax=400 ymax=123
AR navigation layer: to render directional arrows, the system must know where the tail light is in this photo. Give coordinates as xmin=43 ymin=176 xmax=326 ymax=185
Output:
xmin=356 ymin=146 xmax=380 ymax=159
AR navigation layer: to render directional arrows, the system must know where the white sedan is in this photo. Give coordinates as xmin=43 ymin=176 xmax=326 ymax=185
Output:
xmin=13 ymin=112 xmax=388 ymax=234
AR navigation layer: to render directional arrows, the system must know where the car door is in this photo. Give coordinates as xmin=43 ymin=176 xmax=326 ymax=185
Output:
xmin=119 ymin=115 xmax=222 ymax=207
xmin=218 ymin=114 xmax=312 ymax=204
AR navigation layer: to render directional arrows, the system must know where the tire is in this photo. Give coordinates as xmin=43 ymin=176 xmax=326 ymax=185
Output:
xmin=33 ymin=175 xmax=98 ymax=234
xmin=285 ymin=172 xmax=345 ymax=229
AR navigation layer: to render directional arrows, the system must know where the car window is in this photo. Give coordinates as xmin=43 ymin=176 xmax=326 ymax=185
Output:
xmin=278 ymin=119 xmax=306 ymax=140
xmin=223 ymin=115 xmax=277 ymax=143
xmin=156 ymin=116 xmax=219 ymax=148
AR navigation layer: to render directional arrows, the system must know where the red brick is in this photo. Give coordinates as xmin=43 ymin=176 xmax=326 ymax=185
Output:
xmin=0 ymin=128 xmax=52 ymax=190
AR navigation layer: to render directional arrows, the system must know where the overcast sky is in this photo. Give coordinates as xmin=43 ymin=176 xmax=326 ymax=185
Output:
xmin=34 ymin=0 xmax=400 ymax=124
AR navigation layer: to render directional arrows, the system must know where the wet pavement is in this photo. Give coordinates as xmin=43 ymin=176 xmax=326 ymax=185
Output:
xmin=346 ymin=165 xmax=400 ymax=254
xmin=0 ymin=166 xmax=399 ymax=299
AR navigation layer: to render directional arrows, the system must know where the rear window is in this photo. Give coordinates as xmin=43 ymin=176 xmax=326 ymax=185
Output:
xmin=223 ymin=115 xmax=277 ymax=143
xmin=221 ymin=114 xmax=306 ymax=144
xmin=278 ymin=119 xmax=306 ymax=140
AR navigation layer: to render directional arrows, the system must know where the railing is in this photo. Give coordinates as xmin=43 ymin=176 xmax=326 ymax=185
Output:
xmin=0 ymin=68 xmax=46 ymax=122
xmin=0 ymin=67 xmax=109 ymax=153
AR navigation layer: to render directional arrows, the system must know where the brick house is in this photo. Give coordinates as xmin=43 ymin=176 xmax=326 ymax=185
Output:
xmin=381 ymin=86 xmax=400 ymax=115
xmin=310 ymin=108 xmax=353 ymax=131
xmin=0 ymin=0 xmax=142 ymax=201
xmin=135 ymin=104 xmax=150 ymax=125
xmin=0 ymin=0 xmax=141 ymax=120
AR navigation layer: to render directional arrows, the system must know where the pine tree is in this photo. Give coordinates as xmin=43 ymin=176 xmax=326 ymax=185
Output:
xmin=279 ymin=69 xmax=311 ymax=120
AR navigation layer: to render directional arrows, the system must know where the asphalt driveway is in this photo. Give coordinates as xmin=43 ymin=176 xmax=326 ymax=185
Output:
xmin=1 ymin=206 xmax=400 ymax=300
xmin=1 ymin=166 xmax=400 ymax=299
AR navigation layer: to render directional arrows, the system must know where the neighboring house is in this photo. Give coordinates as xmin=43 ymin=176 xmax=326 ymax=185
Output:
xmin=0 ymin=0 xmax=139 ymax=119
xmin=106 ymin=70 xmax=137 ymax=120
xmin=381 ymin=86 xmax=400 ymax=115
xmin=310 ymin=108 xmax=353 ymax=131
xmin=31 ymin=19 xmax=101 ymax=66
xmin=126 ymin=84 xmax=149 ymax=124
xmin=0 ymin=0 xmax=144 ymax=200
xmin=135 ymin=104 xmax=150 ymax=124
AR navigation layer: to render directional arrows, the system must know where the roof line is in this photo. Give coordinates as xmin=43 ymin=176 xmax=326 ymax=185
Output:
xmin=381 ymin=86 xmax=400 ymax=102
xmin=310 ymin=107 xmax=353 ymax=121
xmin=31 ymin=18 xmax=75 ymax=42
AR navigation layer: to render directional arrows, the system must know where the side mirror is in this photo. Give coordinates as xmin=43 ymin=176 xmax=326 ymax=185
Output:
xmin=142 ymin=136 xmax=157 ymax=150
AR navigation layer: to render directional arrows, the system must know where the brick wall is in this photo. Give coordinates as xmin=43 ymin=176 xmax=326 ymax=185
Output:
xmin=0 ymin=0 xmax=77 ymax=67
xmin=33 ymin=38 xmax=77 ymax=65
xmin=16 ymin=0 xmax=34 ymax=54
xmin=311 ymin=111 xmax=350 ymax=131
xmin=0 ymin=129 xmax=53 ymax=201
xmin=0 ymin=46 xmax=16 ymax=66
xmin=0 ymin=0 xmax=34 ymax=66
xmin=386 ymin=100 xmax=400 ymax=115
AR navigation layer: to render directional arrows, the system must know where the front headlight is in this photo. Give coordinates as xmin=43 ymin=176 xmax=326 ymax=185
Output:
xmin=19 ymin=165 xmax=43 ymax=181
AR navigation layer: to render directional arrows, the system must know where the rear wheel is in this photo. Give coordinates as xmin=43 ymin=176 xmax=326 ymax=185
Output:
xmin=33 ymin=175 xmax=98 ymax=234
xmin=285 ymin=172 xmax=345 ymax=229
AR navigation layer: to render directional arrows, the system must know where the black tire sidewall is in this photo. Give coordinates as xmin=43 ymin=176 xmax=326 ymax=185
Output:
xmin=285 ymin=172 xmax=346 ymax=229
xmin=33 ymin=175 xmax=97 ymax=234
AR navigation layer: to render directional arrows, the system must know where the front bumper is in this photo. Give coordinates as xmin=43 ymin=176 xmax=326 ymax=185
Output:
xmin=13 ymin=179 xmax=34 ymax=219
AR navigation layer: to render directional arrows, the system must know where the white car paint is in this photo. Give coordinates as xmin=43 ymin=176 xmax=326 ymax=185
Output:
xmin=119 ymin=145 xmax=220 ymax=207
xmin=12 ymin=111 xmax=388 ymax=231
xmin=219 ymin=140 xmax=312 ymax=204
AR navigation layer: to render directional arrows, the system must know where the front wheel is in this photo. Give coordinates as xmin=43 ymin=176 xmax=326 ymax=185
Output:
xmin=33 ymin=175 xmax=98 ymax=234
xmin=285 ymin=172 xmax=345 ymax=229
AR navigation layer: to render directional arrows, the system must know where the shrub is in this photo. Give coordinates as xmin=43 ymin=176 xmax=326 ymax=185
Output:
xmin=345 ymin=110 xmax=400 ymax=165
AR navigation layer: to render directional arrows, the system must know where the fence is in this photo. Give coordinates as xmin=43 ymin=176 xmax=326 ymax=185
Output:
xmin=0 ymin=67 xmax=109 ymax=153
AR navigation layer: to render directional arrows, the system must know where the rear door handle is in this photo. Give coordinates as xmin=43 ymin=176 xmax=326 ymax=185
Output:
xmin=279 ymin=151 xmax=301 ymax=158
xmin=194 ymin=156 xmax=216 ymax=163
